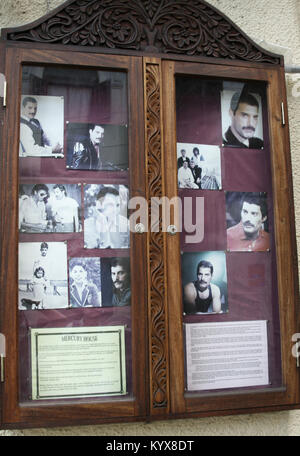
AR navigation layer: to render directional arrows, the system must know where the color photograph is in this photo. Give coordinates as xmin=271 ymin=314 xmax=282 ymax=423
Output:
xmin=226 ymin=191 xmax=270 ymax=252
xmin=181 ymin=251 xmax=228 ymax=315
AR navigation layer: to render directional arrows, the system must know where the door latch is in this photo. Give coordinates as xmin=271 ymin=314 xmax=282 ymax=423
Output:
xmin=0 ymin=73 xmax=6 ymax=107
xmin=0 ymin=333 xmax=6 ymax=382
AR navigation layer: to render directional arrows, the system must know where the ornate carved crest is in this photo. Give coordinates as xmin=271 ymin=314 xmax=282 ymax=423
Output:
xmin=3 ymin=0 xmax=281 ymax=64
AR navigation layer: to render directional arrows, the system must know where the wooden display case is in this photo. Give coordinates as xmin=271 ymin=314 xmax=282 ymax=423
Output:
xmin=0 ymin=0 xmax=299 ymax=429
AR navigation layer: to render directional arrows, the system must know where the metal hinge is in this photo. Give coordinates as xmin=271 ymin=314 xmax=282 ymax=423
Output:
xmin=296 ymin=341 xmax=300 ymax=369
xmin=0 ymin=333 xmax=5 ymax=382
xmin=0 ymin=74 xmax=6 ymax=107
xmin=0 ymin=355 xmax=4 ymax=382
xmin=281 ymin=102 xmax=286 ymax=126
xmin=3 ymin=80 xmax=7 ymax=107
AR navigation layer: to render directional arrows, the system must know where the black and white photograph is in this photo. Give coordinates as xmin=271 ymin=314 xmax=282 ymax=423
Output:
xmin=226 ymin=191 xmax=270 ymax=252
xmin=221 ymin=83 xmax=264 ymax=149
xmin=177 ymin=143 xmax=222 ymax=190
xmin=66 ymin=122 xmax=128 ymax=171
xmin=101 ymin=257 xmax=131 ymax=307
xmin=18 ymin=242 xmax=68 ymax=310
xmin=181 ymin=251 xmax=228 ymax=315
xmin=19 ymin=95 xmax=64 ymax=158
xmin=69 ymin=257 xmax=101 ymax=308
xmin=19 ymin=183 xmax=82 ymax=233
xmin=84 ymin=184 xmax=130 ymax=249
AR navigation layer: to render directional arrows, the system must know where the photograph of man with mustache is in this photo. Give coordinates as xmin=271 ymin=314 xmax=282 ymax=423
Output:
xmin=223 ymin=90 xmax=264 ymax=149
xmin=226 ymin=192 xmax=270 ymax=252
xmin=183 ymin=260 xmax=222 ymax=315
xmin=111 ymin=257 xmax=131 ymax=307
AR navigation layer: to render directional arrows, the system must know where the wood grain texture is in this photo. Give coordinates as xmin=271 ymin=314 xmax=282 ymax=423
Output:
xmin=2 ymin=0 xmax=281 ymax=65
xmin=0 ymin=48 xmax=148 ymax=428
xmin=165 ymin=60 xmax=300 ymax=415
xmin=266 ymin=67 xmax=300 ymax=406
xmin=0 ymin=8 xmax=299 ymax=426
xmin=144 ymin=58 xmax=169 ymax=414
xmin=161 ymin=60 xmax=185 ymax=415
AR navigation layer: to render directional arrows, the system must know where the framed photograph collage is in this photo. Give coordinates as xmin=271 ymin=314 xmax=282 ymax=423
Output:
xmin=18 ymin=65 xmax=132 ymax=401
xmin=2 ymin=0 xmax=300 ymax=429
xmin=176 ymin=77 xmax=281 ymax=393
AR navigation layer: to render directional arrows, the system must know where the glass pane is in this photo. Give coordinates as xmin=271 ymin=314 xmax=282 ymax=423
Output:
xmin=176 ymin=76 xmax=282 ymax=395
xmin=18 ymin=65 xmax=133 ymax=403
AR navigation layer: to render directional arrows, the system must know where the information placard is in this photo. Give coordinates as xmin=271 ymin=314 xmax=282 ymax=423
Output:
xmin=31 ymin=326 xmax=127 ymax=399
xmin=185 ymin=320 xmax=269 ymax=391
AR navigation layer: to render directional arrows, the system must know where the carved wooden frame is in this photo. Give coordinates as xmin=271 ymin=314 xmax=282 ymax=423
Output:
xmin=2 ymin=0 xmax=281 ymax=65
xmin=144 ymin=58 xmax=169 ymax=416
xmin=0 ymin=48 xmax=149 ymax=428
xmin=0 ymin=0 xmax=299 ymax=429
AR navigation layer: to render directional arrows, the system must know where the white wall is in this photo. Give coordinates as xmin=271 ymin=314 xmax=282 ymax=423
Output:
xmin=0 ymin=0 xmax=300 ymax=436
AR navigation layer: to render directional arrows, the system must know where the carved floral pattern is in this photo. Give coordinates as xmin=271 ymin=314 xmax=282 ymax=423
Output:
xmin=6 ymin=0 xmax=280 ymax=64
xmin=145 ymin=62 xmax=168 ymax=409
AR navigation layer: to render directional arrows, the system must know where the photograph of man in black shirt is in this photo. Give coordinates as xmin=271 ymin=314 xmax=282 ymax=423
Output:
xmin=222 ymin=89 xmax=264 ymax=149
